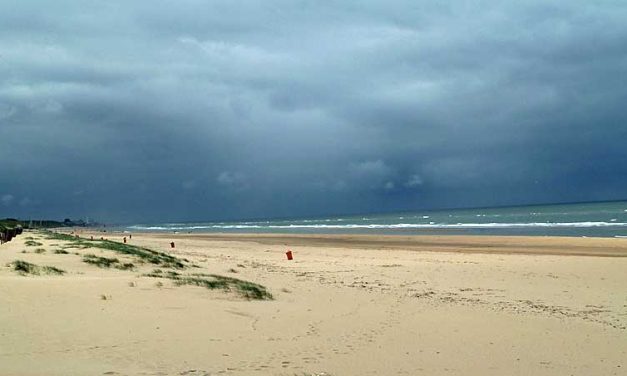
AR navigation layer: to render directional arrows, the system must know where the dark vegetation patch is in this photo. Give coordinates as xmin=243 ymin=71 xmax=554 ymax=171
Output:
xmin=143 ymin=271 xmax=272 ymax=300
xmin=54 ymin=249 xmax=69 ymax=254
xmin=44 ymin=232 xmax=79 ymax=242
xmin=8 ymin=260 xmax=65 ymax=276
xmin=43 ymin=231 xmax=186 ymax=268
xmin=61 ymin=244 xmax=91 ymax=250
xmin=41 ymin=266 xmax=66 ymax=275
xmin=83 ymin=254 xmax=135 ymax=270
xmin=25 ymin=240 xmax=43 ymax=247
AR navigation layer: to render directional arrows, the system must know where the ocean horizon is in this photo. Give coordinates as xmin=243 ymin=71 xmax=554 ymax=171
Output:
xmin=120 ymin=200 xmax=627 ymax=238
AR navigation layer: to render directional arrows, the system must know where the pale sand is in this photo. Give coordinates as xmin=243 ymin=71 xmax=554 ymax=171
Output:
xmin=1 ymin=231 xmax=626 ymax=375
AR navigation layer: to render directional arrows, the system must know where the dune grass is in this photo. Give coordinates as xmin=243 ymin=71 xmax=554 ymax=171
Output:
xmin=24 ymin=240 xmax=43 ymax=247
xmin=43 ymin=231 xmax=186 ymax=268
xmin=143 ymin=271 xmax=273 ymax=300
xmin=95 ymin=240 xmax=185 ymax=268
xmin=8 ymin=260 xmax=65 ymax=276
xmin=43 ymin=232 xmax=78 ymax=242
xmin=82 ymin=254 xmax=135 ymax=270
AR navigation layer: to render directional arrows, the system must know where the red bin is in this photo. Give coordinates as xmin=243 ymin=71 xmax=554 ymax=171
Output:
xmin=285 ymin=250 xmax=293 ymax=260
xmin=170 ymin=242 xmax=175 ymax=248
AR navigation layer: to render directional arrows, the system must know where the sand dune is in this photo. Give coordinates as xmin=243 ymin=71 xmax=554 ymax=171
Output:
xmin=1 ymin=230 xmax=625 ymax=375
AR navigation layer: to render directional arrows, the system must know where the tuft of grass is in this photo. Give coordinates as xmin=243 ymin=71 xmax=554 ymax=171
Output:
xmin=8 ymin=260 xmax=65 ymax=276
xmin=9 ymin=260 xmax=39 ymax=275
xmin=25 ymin=240 xmax=43 ymax=247
xmin=54 ymin=249 xmax=69 ymax=254
xmin=118 ymin=262 xmax=135 ymax=270
xmin=82 ymin=254 xmax=135 ymax=270
xmin=83 ymin=254 xmax=119 ymax=268
xmin=143 ymin=271 xmax=272 ymax=300
xmin=34 ymin=248 xmax=46 ymax=254
xmin=41 ymin=266 xmax=66 ymax=275
xmin=128 ymin=281 xmax=136 ymax=287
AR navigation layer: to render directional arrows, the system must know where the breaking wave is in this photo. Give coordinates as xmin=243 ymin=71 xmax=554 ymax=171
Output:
xmin=129 ymin=221 xmax=627 ymax=231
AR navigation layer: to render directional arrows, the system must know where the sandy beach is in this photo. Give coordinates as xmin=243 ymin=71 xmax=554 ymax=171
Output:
xmin=1 ymin=230 xmax=626 ymax=375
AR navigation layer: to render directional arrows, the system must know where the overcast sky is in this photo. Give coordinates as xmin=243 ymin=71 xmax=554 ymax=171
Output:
xmin=1 ymin=1 xmax=627 ymax=222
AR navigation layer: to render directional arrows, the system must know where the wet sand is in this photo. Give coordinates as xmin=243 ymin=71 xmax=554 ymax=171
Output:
xmin=152 ymin=232 xmax=627 ymax=257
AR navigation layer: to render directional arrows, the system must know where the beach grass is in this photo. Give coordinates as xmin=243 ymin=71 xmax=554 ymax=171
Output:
xmin=8 ymin=260 xmax=65 ymax=276
xmin=43 ymin=232 xmax=78 ymax=242
xmin=24 ymin=240 xmax=43 ymax=247
xmin=82 ymin=254 xmax=135 ymax=270
xmin=43 ymin=231 xmax=186 ymax=268
xmin=143 ymin=271 xmax=273 ymax=300
xmin=41 ymin=266 xmax=66 ymax=275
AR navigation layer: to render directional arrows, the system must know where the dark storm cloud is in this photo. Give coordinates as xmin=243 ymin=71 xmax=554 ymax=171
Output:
xmin=1 ymin=0 xmax=626 ymax=222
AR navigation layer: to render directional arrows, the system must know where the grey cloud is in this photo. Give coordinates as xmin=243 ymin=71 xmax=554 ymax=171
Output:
xmin=1 ymin=1 xmax=626 ymax=221
xmin=1 ymin=194 xmax=14 ymax=206
xmin=346 ymin=160 xmax=395 ymax=190
xmin=404 ymin=175 xmax=423 ymax=188
xmin=217 ymin=171 xmax=249 ymax=191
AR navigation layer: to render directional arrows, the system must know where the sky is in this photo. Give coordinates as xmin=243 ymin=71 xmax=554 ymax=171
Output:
xmin=1 ymin=0 xmax=627 ymax=223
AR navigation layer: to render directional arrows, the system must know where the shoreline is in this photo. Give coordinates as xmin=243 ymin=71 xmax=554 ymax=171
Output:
xmin=77 ymin=231 xmax=627 ymax=257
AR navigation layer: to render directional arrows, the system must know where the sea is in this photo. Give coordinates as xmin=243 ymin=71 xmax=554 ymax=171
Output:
xmin=121 ymin=201 xmax=627 ymax=238
xmin=124 ymin=201 xmax=627 ymax=238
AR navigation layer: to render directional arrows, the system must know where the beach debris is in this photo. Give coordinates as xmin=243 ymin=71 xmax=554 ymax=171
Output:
xmin=286 ymin=250 xmax=293 ymax=260
xmin=170 ymin=241 xmax=175 ymax=248
xmin=123 ymin=237 xmax=127 ymax=243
